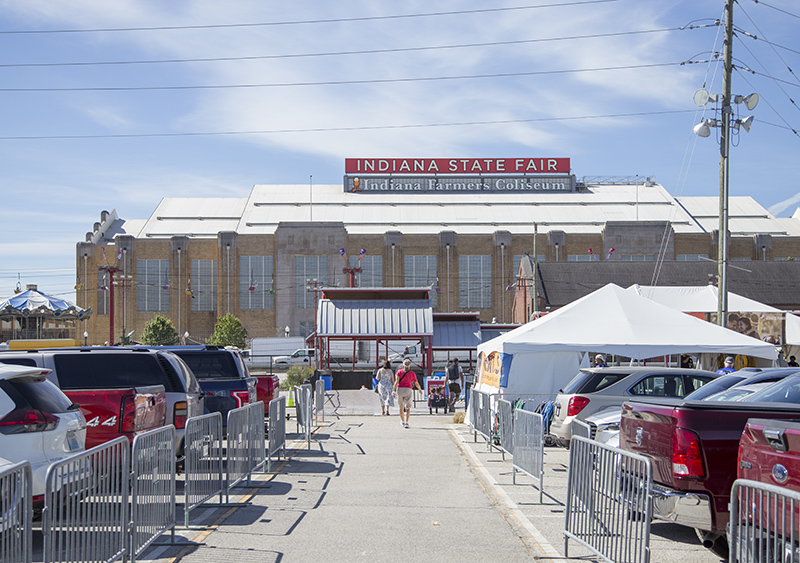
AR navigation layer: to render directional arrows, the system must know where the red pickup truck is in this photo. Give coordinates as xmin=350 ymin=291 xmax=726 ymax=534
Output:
xmin=739 ymin=417 xmax=800 ymax=487
xmin=619 ymin=374 xmax=800 ymax=557
xmin=735 ymin=418 xmax=800 ymax=561
xmin=0 ymin=349 xmax=172 ymax=450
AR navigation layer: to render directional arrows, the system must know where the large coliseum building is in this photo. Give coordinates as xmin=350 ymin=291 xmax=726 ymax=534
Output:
xmin=76 ymin=158 xmax=800 ymax=345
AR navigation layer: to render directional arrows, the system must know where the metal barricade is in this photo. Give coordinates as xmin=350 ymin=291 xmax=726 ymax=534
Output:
xmin=0 ymin=461 xmax=32 ymax=563
xmin=226 ymin=402 xmax=266 ymax=491
xmin=512 ymin=409 xmax=545 ymax=503
xmin=470 ymin=389 xmax=492 ymax=444
xmin=43 ymin=436 xmax=129 ymax=563
xmin=183 ymin=412 xmax=225 ymax=527
xmin=496 ymin=399 xmax=514 ymax=457
xmin=268 ymin=395 xmax=287 ymax=472
xmin=130 ymin=426 xmax=176 ymax=563
xmin=572 ymin=419 xmax=592 ymax=441
xmin=294 ymin=384 xmax=312 ymax=447
xmin=314 ymin=380 xmax=325 ymax=424
xmin=564 ymin=436 xmax=653 ymax=563
xmin=730 ymin=478 xmax=800 ymax=563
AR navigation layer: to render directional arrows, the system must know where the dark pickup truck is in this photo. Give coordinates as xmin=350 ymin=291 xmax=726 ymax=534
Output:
xmin=619 ymin=372 xmax=800 ymax=557
xmin=156 ymin=346 xmax=257 ymax=425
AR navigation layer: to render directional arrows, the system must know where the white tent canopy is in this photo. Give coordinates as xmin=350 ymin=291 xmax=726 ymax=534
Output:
xmin=476 ymin=283 xmax=778 ymax=395
xmin=628 ymin=284 xmax=800 ymax=346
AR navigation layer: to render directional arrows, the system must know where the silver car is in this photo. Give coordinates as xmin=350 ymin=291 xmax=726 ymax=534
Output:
xmin=0 ymin=364 xmax=87 ymax=512
xmin=550 ymin=366 xmax=718 ymax=447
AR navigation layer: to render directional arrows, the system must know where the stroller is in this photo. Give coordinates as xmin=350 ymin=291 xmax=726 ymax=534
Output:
xmin=428 ymin=387 xmax=448 ymax=414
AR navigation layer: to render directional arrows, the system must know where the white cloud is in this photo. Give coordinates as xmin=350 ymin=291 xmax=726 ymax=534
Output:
xmin=768 ymin=193 xmax=800 ymax=218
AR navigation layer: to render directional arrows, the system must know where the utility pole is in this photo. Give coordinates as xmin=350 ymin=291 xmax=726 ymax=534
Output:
xmin=717 ymin=0 xmax=734 ymax=327
xmin=306 ymin=278 xmax=325 ymax=369
xmin=99 ymin=264 xmax=121 ymax=344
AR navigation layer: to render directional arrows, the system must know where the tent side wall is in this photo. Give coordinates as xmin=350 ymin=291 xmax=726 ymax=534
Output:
xmin=475 ymin=351 xmax=589 ymax=397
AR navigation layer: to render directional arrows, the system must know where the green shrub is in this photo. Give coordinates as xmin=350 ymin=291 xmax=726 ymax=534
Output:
xmin=206 ymin=314 xmax=247 ymax=349
xmin=141 ymin=315 xmax=179 ymax=346
xmin=280 ymin=366 xmax=312 ymax=390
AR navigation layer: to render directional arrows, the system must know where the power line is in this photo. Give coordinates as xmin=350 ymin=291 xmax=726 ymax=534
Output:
xmin=0 ymin=27 xmax=685 ymax=68
xmin=0 ymin=61 xmax=684 ymax=91
xmin=0 ymin=109 xmax=696 ymax=140
xmin=0 ymin=1 xmax=619 ymax=34
xmin=750 ymin=0 xmax=800 ymax=20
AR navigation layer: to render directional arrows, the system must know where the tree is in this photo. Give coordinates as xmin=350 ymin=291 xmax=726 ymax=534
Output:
xmin=207 ymin=314 xmax=247 ymax=349
xmin=280 ymin=366 xmax=312 ymax=390
xmin=141 ymin=314 xmax=179 ymax=346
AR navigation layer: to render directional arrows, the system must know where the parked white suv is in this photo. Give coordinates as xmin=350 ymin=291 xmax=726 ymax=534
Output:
xmin=0 ymin=364 xmax=87 ymax=511
xmin=550 ymin=366 xmax=718 ymax=447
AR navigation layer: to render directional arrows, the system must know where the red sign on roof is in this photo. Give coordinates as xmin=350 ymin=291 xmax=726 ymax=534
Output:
xmin=345 ymin=158 xmax=570 ymax=175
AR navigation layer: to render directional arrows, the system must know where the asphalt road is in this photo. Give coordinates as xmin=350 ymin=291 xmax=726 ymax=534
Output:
xmin=130 ymin=389 xmax=726 ymax=563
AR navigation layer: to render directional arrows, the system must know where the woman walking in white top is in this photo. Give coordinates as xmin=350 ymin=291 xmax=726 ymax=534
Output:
xmin=375 ymin=360 xmax=395 ymax=415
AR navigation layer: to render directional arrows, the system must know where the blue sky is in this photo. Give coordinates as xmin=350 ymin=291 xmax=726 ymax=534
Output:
xmin=0 ymin=0 xmax=798 ymax=303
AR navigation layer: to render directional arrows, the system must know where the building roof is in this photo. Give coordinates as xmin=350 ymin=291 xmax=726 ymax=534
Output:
xmin=316 ymin=299 xmax=433 ymax=338
xmin=536 ymin=261 xmax=800 ymax=309
xmin=102 ymin=182 xmax=799 ymax=239
xmin=431 ymin=321 xmax=482 ymax=350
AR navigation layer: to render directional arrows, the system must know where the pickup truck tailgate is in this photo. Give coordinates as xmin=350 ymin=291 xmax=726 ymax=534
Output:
xmin=739 ymin=418 xmax=800 ymax=490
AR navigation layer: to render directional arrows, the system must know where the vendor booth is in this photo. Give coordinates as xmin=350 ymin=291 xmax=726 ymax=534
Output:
xmin=475 ymin=283 xmax=778 ymax=397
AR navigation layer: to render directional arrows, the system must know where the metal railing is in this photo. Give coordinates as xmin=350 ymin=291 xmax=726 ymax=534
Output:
xmin=512 ymin=409 xmax=546 ymax=503
xmin=183 ymin=412 xmax=225 ymax=527
xmin=129 ymin=426 xmax=176 ymax=562
xmin=496 ymin=399 xmax=514 ymax=457
xmin=469 ymin=389 xmax=555 ymax=450
xmin=314 ymin=380 xmax=325 ymax=424
xmin=730 ymin=478 xmax=800 ymax=563
xmin=565 ymin=436 xmax=653 ymax=563
xmin=268 ymin=396 xmax=287 ymax=472
xmin=43 ymin=437 xmax=129 ymax=563
xmin=0 ymin=461 xmax=32 ymax=563
xmin=294 ymin=384 xmax=313 ymax=447
xmin=470 ymin=389 xmax=493 ymax=445
xmin=571 ymin=419 xmax=592 ymax=441
xmin=226 ymin=402 xmax=266 ymax=491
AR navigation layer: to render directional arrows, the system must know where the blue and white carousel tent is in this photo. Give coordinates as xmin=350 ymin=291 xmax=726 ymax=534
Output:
xmin=0 ymin=287 xmax=91 ymax=319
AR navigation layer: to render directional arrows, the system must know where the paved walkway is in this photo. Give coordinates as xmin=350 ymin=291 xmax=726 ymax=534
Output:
xmin=136 ymin=390 xmax=723 ymax=563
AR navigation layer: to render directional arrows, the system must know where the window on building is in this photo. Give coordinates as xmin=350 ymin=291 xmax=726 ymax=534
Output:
xmin=240 ymin=256 xmax=274 ymax=310
xmin=136 ymin=259 xmax=170 ymax=312
xmin=295 ymin=256 xmax=328 ymax=309
xmin=191 ymin=259 xmax=217 ymax=312
xmin=350 ymin=255 xmax=383 ymax=288
xmin=96 ymin=268 xmax=109 ymax=315
xmin=568 ymin=254 xmax=599 ymax=262
xmin=676 ymin=254 xmax=709 ymax=261
xmin=731 ymin=257 xmax=752 ymax=261
xmin=404 ymin=255 xmax=437 ymax=308
xmin=459 ymin=255 xmax=492 ymax=309
xmin=619 ymin=254 xmax=657 ymax=262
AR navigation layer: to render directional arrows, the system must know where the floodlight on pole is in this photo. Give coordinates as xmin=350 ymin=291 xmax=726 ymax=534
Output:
xmin=693 ymin=119 xmax=716 ymax=137
xmin=689 ymin=0 xmax=761 ymax=327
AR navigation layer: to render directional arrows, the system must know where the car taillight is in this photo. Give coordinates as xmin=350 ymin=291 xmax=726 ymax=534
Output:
xmin=232 ymin=390 xmax=250 ymax=408
xmin=0 ymin=408 xmax=59 ymax=434
xmin=567 ymin=396 xmax=590 ymax=417
xmin=120 ymin=395 xmax=137 ymax=433
xmin=173 ymin=401 xmax=188 ymax=430
xmin=673 ymin=427 xmax=705 ymax=477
